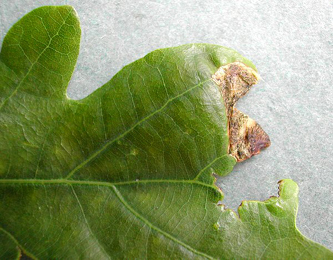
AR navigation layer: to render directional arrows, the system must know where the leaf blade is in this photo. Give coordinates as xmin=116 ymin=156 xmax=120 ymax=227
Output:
xmin=0 ymin=5 xmax=332 ymax=260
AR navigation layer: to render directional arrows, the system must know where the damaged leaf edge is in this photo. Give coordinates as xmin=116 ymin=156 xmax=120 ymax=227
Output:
xmin=212 ymin=62 xmax=271 ymax=162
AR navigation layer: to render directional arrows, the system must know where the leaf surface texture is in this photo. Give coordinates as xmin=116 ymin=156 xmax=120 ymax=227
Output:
xmin=0 ymin=6 xmax=332 ymax=259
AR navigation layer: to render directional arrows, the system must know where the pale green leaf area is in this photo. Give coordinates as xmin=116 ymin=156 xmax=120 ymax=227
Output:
xmin=0 ymin=5 xmax=332 ymax=260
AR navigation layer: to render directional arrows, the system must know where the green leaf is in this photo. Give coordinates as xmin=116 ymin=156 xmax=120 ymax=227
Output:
xmin=0 ymin=5 xmax=332 ymax=259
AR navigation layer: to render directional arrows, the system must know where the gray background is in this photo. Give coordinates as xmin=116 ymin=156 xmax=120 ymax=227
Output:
xmin=1 ymin=0 xmax=332 ymax=251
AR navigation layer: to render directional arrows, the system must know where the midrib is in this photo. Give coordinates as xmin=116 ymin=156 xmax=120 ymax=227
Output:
xmin=0 ymin=178 xmax=217 ymax=260
xmin=0 ymin=178 xmax=216 ymax=190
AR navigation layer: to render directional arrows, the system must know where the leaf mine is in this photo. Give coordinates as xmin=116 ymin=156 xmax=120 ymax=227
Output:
xmin=213 ymin=62 xmax=271 ymax=161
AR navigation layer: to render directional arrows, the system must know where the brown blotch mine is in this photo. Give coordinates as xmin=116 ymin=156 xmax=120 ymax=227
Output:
xmin=212 ymin=62 xmax=270 ymax=162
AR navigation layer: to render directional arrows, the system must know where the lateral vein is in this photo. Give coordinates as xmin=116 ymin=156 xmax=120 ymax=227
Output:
xmin=111 ymin=185 xmax=215 ymax=260
xmin=64 ymin=78 xmax=212 ymax=179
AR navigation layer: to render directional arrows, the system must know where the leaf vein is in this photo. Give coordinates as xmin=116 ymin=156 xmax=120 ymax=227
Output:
xmin=0 ymin=227 xmax=39 ymax=260
xmin=0 ymin=9 xmax=72 ymax=110
xmin=64 ymin=78 xmax=212 ymax=179
xmin=70 ymin=185 xmax=111 ymax=259
xmin=111 ymin=185 xmax=215 ymax=260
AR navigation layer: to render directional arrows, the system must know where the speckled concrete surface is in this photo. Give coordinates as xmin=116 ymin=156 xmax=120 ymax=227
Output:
xmin=1 ymin=0 xmax=332 ymax=250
